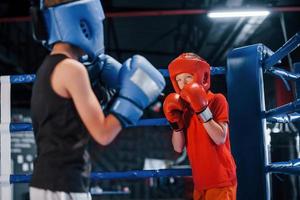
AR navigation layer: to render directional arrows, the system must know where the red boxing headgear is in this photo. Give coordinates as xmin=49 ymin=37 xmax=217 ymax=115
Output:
xmin=168 ymin=53 xmax=210 ymax=93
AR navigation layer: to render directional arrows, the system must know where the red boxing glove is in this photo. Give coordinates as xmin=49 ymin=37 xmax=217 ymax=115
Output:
xmin=163 ymin=93 xmax=185 ymax=131
xmin=180 ymin=83 xmax=213 ymax=123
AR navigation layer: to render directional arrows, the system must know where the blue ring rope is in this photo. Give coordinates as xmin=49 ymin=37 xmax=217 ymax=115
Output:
xmin=10 ymin=168 xmax=192 ymax=183
xmin=265 ymin=159 xmax=300 ymax=175
xmin=10 ymin=118 xmax=170 ymax=132
xmin=8 ymin=67 xmax=226 ymax=84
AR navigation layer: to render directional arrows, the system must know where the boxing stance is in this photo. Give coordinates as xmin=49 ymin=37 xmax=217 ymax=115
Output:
xmin=163 ymin=53 xmax=236 ymax=200
xmin=29 ymin=0 xmax=165 ymax=199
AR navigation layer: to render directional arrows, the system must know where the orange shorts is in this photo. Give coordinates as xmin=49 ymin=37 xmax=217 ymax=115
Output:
xmin=193 ymin=184 xmax=237 ymax=200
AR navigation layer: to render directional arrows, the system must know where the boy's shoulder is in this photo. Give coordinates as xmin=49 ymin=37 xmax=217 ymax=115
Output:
xmin=56 ymin=57 xmax=87 ymax=76
xmin=208 ymin=91 xmax=227 ymax=103
xmin=208 ymin=92 xmax=229 ymax=117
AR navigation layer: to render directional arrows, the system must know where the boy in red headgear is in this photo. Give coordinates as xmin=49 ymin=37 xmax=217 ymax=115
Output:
xmin=163 ymin=53 xmax=237 ymax=200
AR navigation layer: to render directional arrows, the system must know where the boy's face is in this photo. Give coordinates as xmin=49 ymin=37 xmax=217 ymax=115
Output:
xmin=175 ymin=73 xmax=194 ymax=90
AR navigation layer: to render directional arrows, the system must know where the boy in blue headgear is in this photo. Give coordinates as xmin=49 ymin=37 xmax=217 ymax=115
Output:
xmin=29 ymin=0 xmax=165 ymax=199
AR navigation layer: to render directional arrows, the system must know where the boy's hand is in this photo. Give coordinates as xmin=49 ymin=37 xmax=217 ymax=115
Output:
xmin=163 ymin=93 xmax=185 ymax=131
xmin=180 ymin=83 xmax=212 ymax=123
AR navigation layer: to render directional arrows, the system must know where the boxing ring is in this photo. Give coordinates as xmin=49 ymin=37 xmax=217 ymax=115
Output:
xmin=1 ymin=32 xmax=300 ymax=200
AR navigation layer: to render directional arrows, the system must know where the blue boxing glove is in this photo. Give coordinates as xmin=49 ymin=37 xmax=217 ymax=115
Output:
xmin=110 ymin=55 xmax=166 ymax=127
xmin=85 ymin=54 xmax=122 ymax=89
xmin=84 ymin=54 xmax=122 ymax=110
xmin=97 ymin=54 xmax=122 ymax=89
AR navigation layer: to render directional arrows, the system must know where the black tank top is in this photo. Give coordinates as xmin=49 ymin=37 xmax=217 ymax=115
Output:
xmin=30 ymin=54 xmax=91 ymax=192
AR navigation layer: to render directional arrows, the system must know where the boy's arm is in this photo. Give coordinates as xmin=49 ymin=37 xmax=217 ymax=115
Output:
xmin=180 ymin=83 xmax=228 ymax=145
xmin=55 ymin=59 xmax=122 ymax=146
xmin=163 ymin=93 xmax=186 ymax=153
xmin=172 ymin=130 xmax=185 ymax=153
xmin=203 ymin=121 xmax=227 ymax=145
xmin=202 ymin=93 xmax=229 ymax=145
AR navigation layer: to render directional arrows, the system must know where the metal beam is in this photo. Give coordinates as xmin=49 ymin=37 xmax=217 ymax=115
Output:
xmin=1 ymin=6 xmax=300 ymax=23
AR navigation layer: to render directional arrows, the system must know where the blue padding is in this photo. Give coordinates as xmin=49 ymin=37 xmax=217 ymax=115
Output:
xmin=264 ymin=32 xmax=300 ymax=68
xmin=10 ymin=74 xmax=36 ymax=84
xmin=266 ymin=159 xmax=300 ymax=175
xmin=227 ymin=44 xmax=270 ymax=200
xmin=265 ymin=99 xmax=300 ymax=119
xmin=10 ymin=168 xmax=192 ymax=183
xmin=10 ymin=118 xmax=170 ymax=132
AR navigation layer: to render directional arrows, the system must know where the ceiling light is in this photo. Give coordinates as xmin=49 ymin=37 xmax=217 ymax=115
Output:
xmin=208 ymin=10 xmax=270 ymax=18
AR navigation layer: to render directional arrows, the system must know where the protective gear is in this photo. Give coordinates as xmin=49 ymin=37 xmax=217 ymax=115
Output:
xmin=180 ymin=83 xmax=212 ymax=123
xmin=84 ymin=54 xmax=121 ymax=111
xmin=168 ymin=53 xmax=210 ymax=93
xmin=85 ymin=54 xmax=121 ymax=111
xmin=163 ymin=93 xmax=185 ymax=131
xmin=96 ymin=54 xmax=122 ymax=89
xmin=86 ymin=54 xmax=122 ymax=89
xmin=110 ymin=55 xmax=166 ymax=127
xmin=32 ymin=0 xmax=105 ymax=60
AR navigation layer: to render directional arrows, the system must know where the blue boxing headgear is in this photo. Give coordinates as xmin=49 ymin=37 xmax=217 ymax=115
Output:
xmin=41 ymin=0 xmax=105 ymax=60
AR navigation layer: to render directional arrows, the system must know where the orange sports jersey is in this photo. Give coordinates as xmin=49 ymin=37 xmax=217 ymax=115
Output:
xmin=182 ymin=91 xmax=237 ymax=191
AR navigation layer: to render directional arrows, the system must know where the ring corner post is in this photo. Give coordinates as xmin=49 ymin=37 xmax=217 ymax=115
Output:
xmin=226 ymin=44 xmax=270 ymax=200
